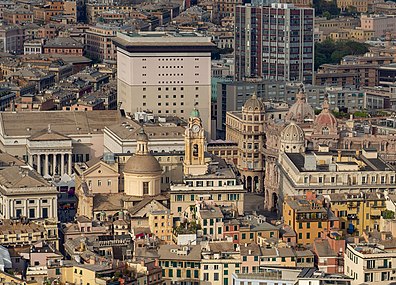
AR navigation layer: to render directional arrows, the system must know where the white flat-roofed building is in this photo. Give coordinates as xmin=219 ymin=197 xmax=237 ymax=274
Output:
xmin=103 ymin=114 xmax=186 ymax=154
xmin=344 ymin=243 xmax=396 ymax=285
xmin=278 ymin=147 xmax=396 ymax=197
xmin=114 ymin=31 xmax=215 ymax=135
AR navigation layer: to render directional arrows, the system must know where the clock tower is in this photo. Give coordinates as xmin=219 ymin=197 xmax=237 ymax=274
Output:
xmin=184 ymin=108 xmax=207 ymax=176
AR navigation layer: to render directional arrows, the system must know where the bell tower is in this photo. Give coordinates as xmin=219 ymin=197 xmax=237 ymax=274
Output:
xmin=184 ymin=108 xmax=207 ymax=176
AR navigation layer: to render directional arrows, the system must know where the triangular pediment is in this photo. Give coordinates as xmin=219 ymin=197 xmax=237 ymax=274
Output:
xmin=29 ymin=128 xmax=71 ymax=141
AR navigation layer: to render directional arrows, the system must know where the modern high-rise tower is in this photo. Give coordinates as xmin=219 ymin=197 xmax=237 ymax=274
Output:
xmin=235 ymin=3 xmax=314 ymax=84
xmin=114 ymin=31 xmax=215 ymax=134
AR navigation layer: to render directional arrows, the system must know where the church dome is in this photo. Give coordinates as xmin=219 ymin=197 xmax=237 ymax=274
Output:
xmin=281 ymin=122 xmax=305 ymax=143
xmin=243 ymin=93 xmax=265 ymax=112
xmin=285 ymin=86 xmax=314 ymax=124
xmin=314 ymin=97 xmax=337 ymax=134
xmin=124 ymin=155 xmax=162 ymax=174
xmin=124 ymin=129 xmax=162 ymax=174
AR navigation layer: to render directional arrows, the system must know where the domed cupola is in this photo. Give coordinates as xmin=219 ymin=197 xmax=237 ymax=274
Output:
xmin=242 ymin=92 xmax=265 ymax=113
xmin=124 ymin=128 xmax=162 ymax=197
xmin=313 ymin=96 xmax=337 ymax=136
xmin=280 ymin=121 xmax=306 ymax=153
xmin=285 ymin=85 xmax=315 ymax=124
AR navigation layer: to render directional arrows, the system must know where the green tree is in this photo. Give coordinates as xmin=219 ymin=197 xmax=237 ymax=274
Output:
xmin=315 ymin=39 xmax=369 ymax=70
xmin=382 ymin=210 xmax=395 ymax=219
xmin=323 ymin=11 xmax=331 ymax=19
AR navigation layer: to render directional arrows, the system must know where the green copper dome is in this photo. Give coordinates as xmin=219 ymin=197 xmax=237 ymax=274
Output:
xmin=190 ymin=108 xmax=200 ymax=118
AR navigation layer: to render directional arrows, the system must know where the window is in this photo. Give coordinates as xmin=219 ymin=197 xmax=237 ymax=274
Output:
xmin=42 ymin=208 xmax=48 ymax=218
xmin=29 ymin=209 xmax=35 ymax=218
xmin=203 ymin=273 xmax=209 ymax=281
xmin=177 ymin=269 xmax=181 ymax=277
xmin=214 ymin=273 xmax=219 ymax=281
xmin=143 ymin=182 xmax=149 ymax=195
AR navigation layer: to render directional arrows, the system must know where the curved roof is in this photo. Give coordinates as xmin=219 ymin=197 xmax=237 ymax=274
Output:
xmin=124 ymin=155 xmax=162 ymax=174
xmin=190 ymin=108 xmax=200 ymax=118
xmin=285 ymin=87 xmax=314 ymax=124
xmin=281 ymin=122 xmax=305 ymax=143
xmin=314 ymin=98 xmax=337 ymax=130
xmin=243 ymin=93 xmax=265 ymax=112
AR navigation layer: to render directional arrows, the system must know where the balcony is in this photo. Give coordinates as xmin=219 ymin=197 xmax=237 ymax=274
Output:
xmin=347 ymin=214 xmax=358 ymax=220
xmin=370 ymin=215 xmax=381 ymax=220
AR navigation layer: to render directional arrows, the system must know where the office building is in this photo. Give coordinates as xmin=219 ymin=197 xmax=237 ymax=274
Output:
xmin=234 ymin=3 xmax=314 ymax=84
xmin=115 ymin=31 xmax=215 ymax=134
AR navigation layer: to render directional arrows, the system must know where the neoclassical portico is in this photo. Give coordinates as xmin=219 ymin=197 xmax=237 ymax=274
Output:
xmin=27 ymin=126 xmax=73 ymax=177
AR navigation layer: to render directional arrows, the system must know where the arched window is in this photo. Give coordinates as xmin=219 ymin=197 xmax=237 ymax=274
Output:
xmin=322 ymin=127 xmax=329 ymax=135
xmin=193 ymin=144 xmax=199 ymax=157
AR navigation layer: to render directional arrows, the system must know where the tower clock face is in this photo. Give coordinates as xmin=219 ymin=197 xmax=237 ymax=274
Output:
xmin=192 ymin=124 xmax=200 ymax=133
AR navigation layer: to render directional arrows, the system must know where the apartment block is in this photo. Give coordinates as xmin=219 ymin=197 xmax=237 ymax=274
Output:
xmin=235 ymin=3 xmax=314 ymax=84
xmin=344 ymin=243 xmax=396 ymax=284
xmin=283 ymin=194 xmax=335 ymax=245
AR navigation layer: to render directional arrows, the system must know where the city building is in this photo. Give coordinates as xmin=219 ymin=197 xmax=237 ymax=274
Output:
xmin=360 ymin=14 xmax=396 ymax=38
xmin=283 ymin=193 xmax=335 ymax=245
xmin=170 ymin=109 xmax=245 ymax=219
xmin=0 ymin=24 xmax=24 ymax=54
xmin=234 ymin=3 xmax=314 ymax=84
xmin=158 ymin=244 xmax=201 ymax=284
xmin=0 ymin=219 xmax=58 ymax=248
xmin=103 ymin=113 xmax=186 ymax=154
xmin=316 ymin=54 xmax=393 ymax=88
xmin=114 ymin=31 xmax=215 ymax=134
xmin=43 ymin=37 xmax=84 ymax=56
xmin=344 ymin=242 xmax=396 ymax=285
xmin=336 ymin=0 xmax=371 ymax=13
xmin=325 ymin=192 xmax=387 ymax=235
xmin=0 ymin=110 xmax=121 ymax=164
xmin=85 ymin=25 xmax=118 ymax=62
xmin=0 ymin=166 xmax=58 ymax=220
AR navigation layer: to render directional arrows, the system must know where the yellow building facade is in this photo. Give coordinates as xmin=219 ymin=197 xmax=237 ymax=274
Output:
xmin=283 ymin=195 xmax=332 ymax=245
xmin=326 ymin=192 xmax=386 ymax=235
xmin=148 ymin=210 xmax=174 ymax=244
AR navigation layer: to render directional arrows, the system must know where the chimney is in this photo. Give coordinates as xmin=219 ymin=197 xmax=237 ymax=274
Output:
xmin=356 ymin=150 xmax=360 ymax=157
xmin=381 ymin=232 xmax=387 ymax=241
xmin=306 ymin=191 xmax=316 ymax=201
xmin=248 ymin=249 xmax=252 ymax=255
xmin=337 ymin=150 xmax=342 ymax=162
xmin=353 ymin=236 xmax=360 ymax=244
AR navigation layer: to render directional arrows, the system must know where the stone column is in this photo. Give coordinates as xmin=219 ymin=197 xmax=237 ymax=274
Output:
xmin=28 ymin=153 xmax=33 ymax=167
xmin=37 ymin=154 xmax=41 ymax=175
xmin=37 ymin=198 xmax=40 ymax=219
xmin=44 ymin=154 xmax=49 ymax=176
xmin=61 ymin=153 xmax=65 ymax=176
xmin=53 ymin=153 xmax=57 ymax=176
xmin=68 ymin=153 xmax=72 ymax=175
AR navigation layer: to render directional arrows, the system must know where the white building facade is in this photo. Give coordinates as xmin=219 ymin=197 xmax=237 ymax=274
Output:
xmin=114 ymin=31 xmax=215 ymax=135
